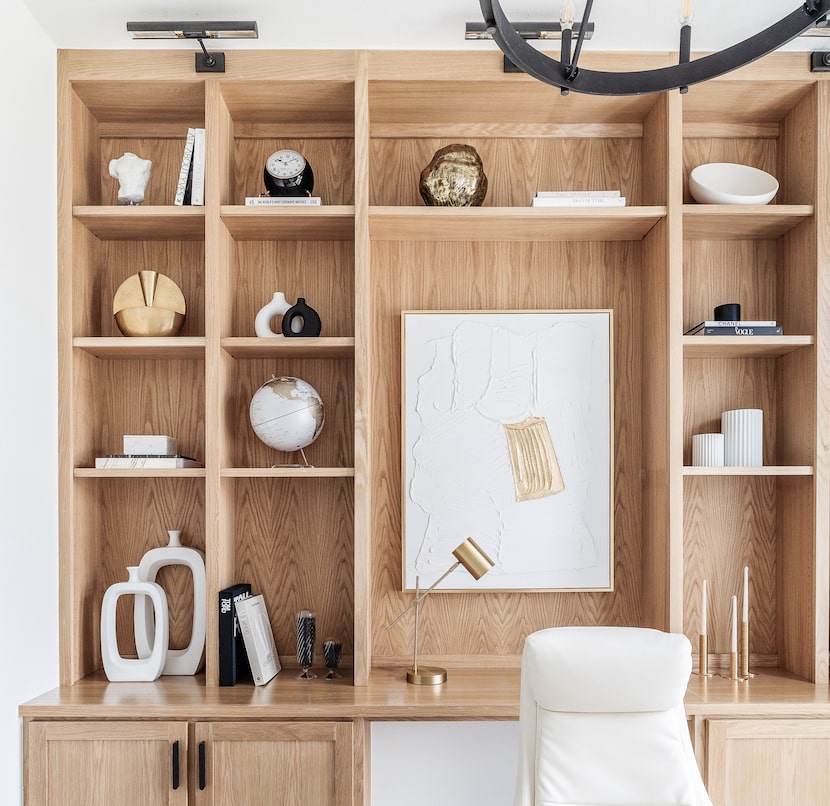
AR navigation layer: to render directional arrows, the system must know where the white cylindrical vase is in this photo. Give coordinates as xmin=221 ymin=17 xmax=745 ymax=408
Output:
xmin=692 ymin=433 xmax=725 ymax=467
xmin=721 ymin=408 xmax=763 ymax=466
xmin=101 ymin=566 xmax=168 ymax=682
xmin=134 ymin=529 xmax=206 ymax=675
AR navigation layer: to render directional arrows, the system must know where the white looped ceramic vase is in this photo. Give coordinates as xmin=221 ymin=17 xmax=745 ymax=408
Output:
xmin=255 ymin=291 xmax=292 ymax=337
xmin=101 ymin=566 xmax=168 ymax=682
xmin=134 ymin=530 xmax=206 ymax=675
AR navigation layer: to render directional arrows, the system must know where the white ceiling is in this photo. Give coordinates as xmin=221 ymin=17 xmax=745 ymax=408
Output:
xmin=18 ymin=0 xmax=826 ymax=52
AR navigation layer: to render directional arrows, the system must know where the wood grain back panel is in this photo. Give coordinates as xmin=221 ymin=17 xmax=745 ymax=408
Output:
xmin=368 ymin=239 xmax=643 ymax=661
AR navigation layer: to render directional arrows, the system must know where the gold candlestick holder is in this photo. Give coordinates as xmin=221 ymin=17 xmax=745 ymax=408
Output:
xmin=696 ymin=634 xmax=712 ymax=677
xmin=740 ymin=620 xmax=756 ymax=679
xmin=728 ymin=650 xmax=739 ymax=680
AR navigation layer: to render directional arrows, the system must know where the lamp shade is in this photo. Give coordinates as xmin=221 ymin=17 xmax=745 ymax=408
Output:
xmin=452 ymin=537 xmax=494 ymax=581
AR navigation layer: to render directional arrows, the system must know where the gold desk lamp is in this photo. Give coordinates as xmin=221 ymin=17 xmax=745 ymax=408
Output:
xmin=386 ymin=537 xmax=494 ymax=685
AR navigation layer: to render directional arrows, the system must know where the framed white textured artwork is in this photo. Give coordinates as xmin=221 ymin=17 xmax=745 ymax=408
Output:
xmin=401 ymin=310 xmax=613 ymax=592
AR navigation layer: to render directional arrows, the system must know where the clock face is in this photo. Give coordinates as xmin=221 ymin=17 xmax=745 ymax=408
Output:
xmin=265 ymin=149 xmax=306 ymax=180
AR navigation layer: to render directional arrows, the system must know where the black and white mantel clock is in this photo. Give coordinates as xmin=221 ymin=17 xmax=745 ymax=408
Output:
xmin=263 ymin=149 xmax=314 ymax=197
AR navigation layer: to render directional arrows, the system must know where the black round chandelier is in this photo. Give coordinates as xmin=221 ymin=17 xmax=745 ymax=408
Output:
xmin=477 ymin=1 xmax=830 ymax=95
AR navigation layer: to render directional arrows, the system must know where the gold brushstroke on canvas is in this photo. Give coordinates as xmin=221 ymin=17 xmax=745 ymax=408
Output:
xmin=503 ymin=416 xmax=564 ymax=502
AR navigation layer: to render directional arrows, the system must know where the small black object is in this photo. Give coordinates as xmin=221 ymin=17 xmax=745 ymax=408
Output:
xmin=172 ymin=740 xmax=180 ymax=790
xmin=810 ymin=52 xmax=830 ymax=72
xmin=714 ymin=303 xmax=740 ymax=321
xmin=198 ymin=742 xmax=206 ymax=791
xmin=323 ymin=639 xmax=343 ymax=680
xmin=296 ymin=610 xmax=317 ymax=679
xmin=195 ymin=50 xmax=225 ymax=73
xmin=282 ymin=298 xmax=322 ymax=337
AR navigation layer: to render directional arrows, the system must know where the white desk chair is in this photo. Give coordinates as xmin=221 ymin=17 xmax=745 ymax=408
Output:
xmin=514 ymin=626 xmax=713 ymax=806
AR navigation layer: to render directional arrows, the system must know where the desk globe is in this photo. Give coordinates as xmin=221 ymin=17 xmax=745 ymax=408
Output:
xmin=249 ymin=376 xmax=325 ymax=467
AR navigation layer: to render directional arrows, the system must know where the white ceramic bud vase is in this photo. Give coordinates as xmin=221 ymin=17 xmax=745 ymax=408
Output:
xmin=101 ymin=566 xmax=168 ymax=682
xmin=134 ymin=530 xmax=206 ymax=675
xmin=255 ymin=291 xmax=292 ymax=337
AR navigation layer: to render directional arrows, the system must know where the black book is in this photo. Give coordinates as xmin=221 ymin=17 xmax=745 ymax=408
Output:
xmin=699 ymin=325 xmax=783 ymax=336
xmin=218 ymin=583 xmax=253 ymax=686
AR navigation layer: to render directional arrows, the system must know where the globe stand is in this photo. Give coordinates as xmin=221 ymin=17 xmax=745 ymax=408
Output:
xmin=271 ymin=447 xmax=314 ymax=469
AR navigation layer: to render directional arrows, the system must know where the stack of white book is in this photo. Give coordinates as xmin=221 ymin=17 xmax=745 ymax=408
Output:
xmin=531 ymin=190 xmax=626 ymax=207
xmin=95 ymin=435 xmax=203 ymax=469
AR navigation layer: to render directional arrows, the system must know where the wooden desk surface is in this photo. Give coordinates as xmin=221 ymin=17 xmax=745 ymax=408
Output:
xmin=19 ymin=668 xmax=830 ymax=721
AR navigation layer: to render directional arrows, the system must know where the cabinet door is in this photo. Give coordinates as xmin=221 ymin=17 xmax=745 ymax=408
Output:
xmin=27 ymin=721 xmax=188 ymax=806
xmin=706 ymin=718 xmax=830 ymax=805
xmin=195 ymin=721 xmax=353 ymax=806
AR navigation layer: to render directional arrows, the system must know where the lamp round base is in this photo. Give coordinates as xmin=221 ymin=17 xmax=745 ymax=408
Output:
xmin=406 ymin=666 xmax=447 ymax=685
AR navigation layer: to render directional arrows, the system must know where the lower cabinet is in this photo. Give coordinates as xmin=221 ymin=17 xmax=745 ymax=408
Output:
xmin=27 ymin=721 xmax=189 ymax=805
xmin=26 ymin=720 xmax=353 ymax=806
xmin=193 ymin=721 xmax=354 ymax=806
xmin=705 ymin=718 xmax=830 ymax=805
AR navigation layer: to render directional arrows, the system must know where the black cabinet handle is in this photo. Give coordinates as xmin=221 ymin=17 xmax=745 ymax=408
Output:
xmin=198 ymin=741 xmax=206 ymax=790
xmin=171 ymin=740 xmax=180 ymax=790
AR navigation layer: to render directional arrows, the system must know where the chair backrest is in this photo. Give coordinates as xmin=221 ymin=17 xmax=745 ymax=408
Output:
xmin=514 ymin=626 xmax=713 ymax=806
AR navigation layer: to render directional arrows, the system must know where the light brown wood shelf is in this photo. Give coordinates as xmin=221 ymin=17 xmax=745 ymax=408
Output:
xmin=682 ymin=466 xmax=813 ymax=477
xmin=682 ymin=205 xmax=813 ymax=240
xmin=74 ymin=468 xmax=207 ymax=479
xmin=220 ymin=467 xmax=355 ymax=478
xmin=220 ymin=205 xmax=355 ymax=240
xmin=73 ymin=205 xmax=206 ymax=240
xmin=19 ymin=667 xmax=830 ymax=721
xmin=73 ymin=337 xmax=206 ymax=359
xmin=368 ymin=206 xmax=666 ymax=242
xmin=682 ymin=335 xmax=813 ymax=358
xmin=221 ymin=337 xmax=354 ymax=359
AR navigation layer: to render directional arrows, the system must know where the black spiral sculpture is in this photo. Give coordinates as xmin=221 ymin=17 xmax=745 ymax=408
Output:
xmin=296 ymin=610 xmax=316 ymax=679
xmin=323 ymin=639 xmax=342 ymax=680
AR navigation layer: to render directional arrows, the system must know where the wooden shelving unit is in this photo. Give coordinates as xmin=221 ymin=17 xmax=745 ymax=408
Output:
xmin=21 ymin=48 xmax=830 ymax=805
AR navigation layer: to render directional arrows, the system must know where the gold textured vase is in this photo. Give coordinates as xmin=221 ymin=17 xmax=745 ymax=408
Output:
xmin=113 ymin=270 xmax=186 ymax=337
xmin=419 ymin=144 xmax=488 ymax=207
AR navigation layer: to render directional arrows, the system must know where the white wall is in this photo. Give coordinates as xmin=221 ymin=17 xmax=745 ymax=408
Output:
xmin=0 ymin=1 xmax=58 ymax=803
xmin=3 ymin=2 xmax=825 ymax=804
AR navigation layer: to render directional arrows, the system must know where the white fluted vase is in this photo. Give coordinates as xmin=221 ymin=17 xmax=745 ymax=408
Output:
xmin=692 ymin=433 xmax=725 ymax=467
xmin=721 ymin=408 xmax=763 ymax=466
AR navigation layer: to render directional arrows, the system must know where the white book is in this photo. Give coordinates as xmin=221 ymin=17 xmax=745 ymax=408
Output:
xmin=531 ymin=196 xmax=626 ymax=207
xmin=174 ymin=128 xmax=196 ymax=206
xmin=190 ymin=128 xmax=206 ymax=206
xmin=244 ymin=196 xmax=322 ymax=206
xmin=234 ymin=594 xmax=281 ymax=685
xmin=95 ymin=455 xmax=202 ymax=469
xmin=536 ymin=190 xmax=620 ymax=198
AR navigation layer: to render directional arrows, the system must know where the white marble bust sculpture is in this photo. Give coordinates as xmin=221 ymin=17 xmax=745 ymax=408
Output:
xmin=109 ymin=151 xmax=153 ymax=205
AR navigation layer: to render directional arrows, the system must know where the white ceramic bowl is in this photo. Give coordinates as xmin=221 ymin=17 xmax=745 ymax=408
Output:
xmin=689 ymin=162 xmax=779 ymax=205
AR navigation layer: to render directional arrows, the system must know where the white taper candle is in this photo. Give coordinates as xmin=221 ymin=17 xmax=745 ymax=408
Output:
xmin=731 ymin=594 xmax=738 ymax=652
xmin=743 ymin=566 xmax=749 ymax=622
xmin=701 ymin=578 xmax=707 ymax=636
